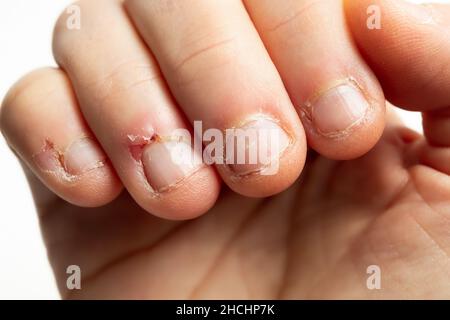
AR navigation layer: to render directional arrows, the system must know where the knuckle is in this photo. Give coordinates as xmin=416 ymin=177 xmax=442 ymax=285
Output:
xmin=52 ymin=0 xmax=115 ymax=64
xmin=265 ymin=0 xmax=325 ymax=35
xmin=0 ymin=68 xmax=61 ymax=134
xmin=170 ymin=35 xmax=237 ymax=86
xmin=53 ymin=0 xmax=83 ymax=35
xmin=86 ymin=58 xmax=162 ymax=107
xmin=124 ymin=0 xmax=182 ymax=17
xmin=52 ymin=0 xmax=83 ymax=63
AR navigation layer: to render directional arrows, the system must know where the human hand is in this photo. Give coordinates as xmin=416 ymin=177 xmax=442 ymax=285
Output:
xmin=1 ymin=0 xmax=449 ymax=299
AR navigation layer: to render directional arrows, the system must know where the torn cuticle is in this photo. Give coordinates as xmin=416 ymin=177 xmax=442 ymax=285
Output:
xmin=127 ymin=133 xmax=155 ymax=162
xmin=33 ymin=137 xmax=106 ymax=181
xmin=33 ymin=139 xmax=61 ymax=171
xmin=127 ymin=133 xmax=191 ymax=162
xmin=126 ymin=132 xmax=203 ymax=195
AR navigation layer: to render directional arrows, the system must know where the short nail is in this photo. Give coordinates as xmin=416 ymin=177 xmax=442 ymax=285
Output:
xmin=309 ymin=84 xmax=369 ymax=136
xmin=64 ymin=138 xmax=106 ymax=175
xmin=142 ymin=141 xmax=201 ymax=192
xmin=227 ymin=117 xmax=290 ymax=176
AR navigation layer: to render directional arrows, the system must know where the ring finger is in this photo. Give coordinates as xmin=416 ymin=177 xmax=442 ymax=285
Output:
xmin=244 ymin=0 xmax=386 ymax=159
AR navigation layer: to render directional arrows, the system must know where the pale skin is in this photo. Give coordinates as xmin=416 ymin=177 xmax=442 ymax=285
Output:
xmin=0 ymin=0 xmax=449 ymax=299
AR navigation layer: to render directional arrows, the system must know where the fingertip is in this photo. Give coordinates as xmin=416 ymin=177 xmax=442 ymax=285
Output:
xmin=219 ymin=125 xmax=307 ymax=198
xmin=344 ymin=0 xmax=450 ymax=110
xmin=306 ymin=99 xmax=386 ymax=160
xmin=0 ymin=67 xmax=124 ymax=209
xmin=137 ymin=165 xmax=221 ymax=220
xmin=51 ymin=164 xmax=124 ymax=208
xmin=298 ymin=76 xmax=386 ymax=160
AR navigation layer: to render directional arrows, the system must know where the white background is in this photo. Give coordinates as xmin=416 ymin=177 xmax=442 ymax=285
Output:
xmin=0 ymin=0 xmax=446 ymax=300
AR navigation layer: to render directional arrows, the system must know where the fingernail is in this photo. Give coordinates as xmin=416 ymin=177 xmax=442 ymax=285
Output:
xmin=64 ymin=138 xmax=106 ymax=175
xmin=227 ymin=117 xmax=290 ymax=176
xmin=142 ymin=141 xmax=201 ymax=192
xmin=308 ymin=84 xmax=369 ymax=136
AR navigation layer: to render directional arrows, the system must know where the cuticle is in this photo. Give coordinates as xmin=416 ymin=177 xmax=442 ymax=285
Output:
xmin=33 ymin=138 xmax=106 ymax=181
xmin=300 ymin=76 xmax=375 ymax=140
xmin=127 ymin=132 xmax=204 ymax=195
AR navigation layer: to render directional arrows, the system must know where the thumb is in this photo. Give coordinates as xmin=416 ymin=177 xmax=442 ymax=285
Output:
xmin=345 ymin=0 xmax=450 ymax=146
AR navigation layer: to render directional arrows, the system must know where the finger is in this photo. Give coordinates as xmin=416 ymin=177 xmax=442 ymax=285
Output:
xmin=0 ymin=68 xmax=122 ymax=207
xmin=124 ymin=0 xmax=307 ymax=198
xmin=243 ymin=0 xmax=386 ymax=160
xmin=345 ymin=0 xmax=450 ymax=148
xmin=52 ymin=0 xmax=220 ymax=219
xmin=345 ymin=0 xmax=450 ymax=111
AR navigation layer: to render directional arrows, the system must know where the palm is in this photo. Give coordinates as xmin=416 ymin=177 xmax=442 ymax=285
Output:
xmin=32 ymin=121 xmax=450 ymax=299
